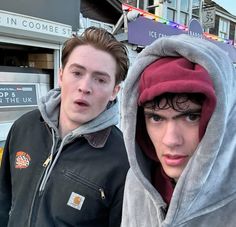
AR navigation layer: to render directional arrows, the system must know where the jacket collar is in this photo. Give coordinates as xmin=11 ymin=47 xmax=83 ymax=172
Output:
xmin=84 ymin=127 xmax=112 ymax=148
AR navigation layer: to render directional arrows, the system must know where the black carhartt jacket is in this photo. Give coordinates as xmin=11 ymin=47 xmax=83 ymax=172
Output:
xmin=0 ymin=89 xmax=129 ymax=227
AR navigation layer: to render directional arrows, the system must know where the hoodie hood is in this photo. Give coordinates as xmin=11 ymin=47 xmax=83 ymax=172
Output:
xmin=121 ymin=34 xmax=236 ymax=224
xmin=138 ymin=56 xmax=216 ymax=139
xmin=38 ymin=87 xmax=119 ymax=138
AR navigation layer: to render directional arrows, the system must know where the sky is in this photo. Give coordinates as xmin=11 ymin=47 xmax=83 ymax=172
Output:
xmin=214 ymin=0 xmax=236 ymax=16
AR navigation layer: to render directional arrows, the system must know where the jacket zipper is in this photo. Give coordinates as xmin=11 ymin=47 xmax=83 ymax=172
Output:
xmin=64 ymin=170 xmax=106 ymax=200
xmin=43 ymin=153 xmax=52 ymax=167
xmin=27 ymin=129 xmax=60 ymax=226
xmin=99 ymin=188 xmax=106 ymax=200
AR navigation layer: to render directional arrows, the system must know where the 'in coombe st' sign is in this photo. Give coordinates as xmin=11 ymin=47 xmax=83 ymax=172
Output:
xmin=0 ymin=10 xmax=72 ymax=38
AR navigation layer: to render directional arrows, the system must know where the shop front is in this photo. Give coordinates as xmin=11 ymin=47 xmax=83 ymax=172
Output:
xmin=127 ymin=16 xmax=236 ymax=63
xmin=0 ymin=9 xmax=72 ymax=159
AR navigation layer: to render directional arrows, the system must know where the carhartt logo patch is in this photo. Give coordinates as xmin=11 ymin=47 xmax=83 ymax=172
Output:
xmin=67 ymin=192 xmax=85 ymax=210
xmin=15 ymin=151 xmax=31 ymax=169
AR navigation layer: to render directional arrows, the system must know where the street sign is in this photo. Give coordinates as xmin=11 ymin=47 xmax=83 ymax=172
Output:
xmin=0 ymin=84 xmax=38 ymax=108
xmin=202 ymin=7 xmax=216 ymax=29
xmin=188 ymin=18 xmax=204 ymax=38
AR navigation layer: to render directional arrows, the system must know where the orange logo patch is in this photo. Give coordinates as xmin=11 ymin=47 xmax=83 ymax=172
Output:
xmin=73 ymin=196 xmax=81 ymax=205
xmin=67 ymin=192 xmax=85 ymax=210
xmin=15 ymin=151 xmax=31 ymax=169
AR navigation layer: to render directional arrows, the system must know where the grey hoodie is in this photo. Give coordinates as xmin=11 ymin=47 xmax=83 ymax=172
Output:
xmin=38 ymin=87 xmax=120 ymax=192
xmin=121 ymin=34 xmax=236 ymax=226
xmin=39 ymin=87 xmax=119 ymax=136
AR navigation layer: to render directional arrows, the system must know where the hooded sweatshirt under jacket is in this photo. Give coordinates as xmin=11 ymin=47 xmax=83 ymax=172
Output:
xmin=0 ymin=88 xmax=129 ymax=227
xmin=121 ymin=34 xmax=236 ymax=227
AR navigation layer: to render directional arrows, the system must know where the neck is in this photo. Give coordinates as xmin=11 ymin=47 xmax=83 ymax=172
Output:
xmin=59 ymin=112 xmax=79 ymax=138
xmin=59 ymin=122 xmax=70 ymax=138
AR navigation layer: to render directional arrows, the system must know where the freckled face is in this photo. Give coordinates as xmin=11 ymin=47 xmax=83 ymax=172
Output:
xmin=58 ymin=45 xmax=120 ymax=133
xmin=144 ymin=99 xmax=202 ymax=181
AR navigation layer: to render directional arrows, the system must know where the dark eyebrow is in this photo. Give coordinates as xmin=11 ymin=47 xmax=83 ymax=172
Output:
xmin=69 ymin=63 xmax=111 ymax=78
xmin=144 ymin=108 xmax=202 ymax=119
xmin=172 ymin=108 xmax=202 ymax=120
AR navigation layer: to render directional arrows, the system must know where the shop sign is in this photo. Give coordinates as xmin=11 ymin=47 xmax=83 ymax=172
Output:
xmin=188 ymin=18 xmax=203 ymax=38
xmin=0 ymin=84 xmax=38 ymax=108
xmin=128 ymin=17 xmax=206 ymax=46
xmin=202 ymin=7 xmax=216 ymax=29
xmin=128 ymin=17 xmax=185 ymax=46
xmin=127 ymin=16 xmax=236 ymax=62
xmin=0 ymin=10 xmax=72 ymax=37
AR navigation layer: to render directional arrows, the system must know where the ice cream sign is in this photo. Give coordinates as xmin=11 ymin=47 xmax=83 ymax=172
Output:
xmin=0 ymin=84 xmax=38 ymax=107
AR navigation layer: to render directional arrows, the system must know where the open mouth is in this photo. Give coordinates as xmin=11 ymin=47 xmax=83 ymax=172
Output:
xmin=75 ymin=99 xmax=89 ymax=107
xmin=163 ymin=154 xmax=188 ymax=166
xmin=77 ymin=101 xmax=88 ymax=106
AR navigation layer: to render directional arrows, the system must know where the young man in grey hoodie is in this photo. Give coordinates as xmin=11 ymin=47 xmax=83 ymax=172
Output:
xmin=0 ymin=27 xmax=130 ymax=227
xmin=121 ymin=34 xmax=236 ymax=226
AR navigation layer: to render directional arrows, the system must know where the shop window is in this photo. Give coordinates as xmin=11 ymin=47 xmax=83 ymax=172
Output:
xmin=219 ymin=18 xmax=230 ymax=39
xmin=122 ymin=0 xmax=138 ymax=7
xmin=192 ymin=0 xmax=201 ymax=18
xmin=0 ymin=43 xmax=54 ymax=70
xmin=180 ymin=12 xmax=188 ymax=25
xmin=167 ymin=0 xmax=177 ymax=22
xmin=180 ymin=0 xmax=189 ymax=12
xmin=146 ymin=0 xmax=160 ymax=15
xmin=180 ymin=0 xmax=189 ymax=26
xmin=167 ymin=0 xmax=176 ymax=8
xmin=234 ymin=25 xmax=236 ymax=46
xmin=167 ymin=8 xmax=176 ymax=21
xmin=192 ymin=0 xmax=200 ymax=8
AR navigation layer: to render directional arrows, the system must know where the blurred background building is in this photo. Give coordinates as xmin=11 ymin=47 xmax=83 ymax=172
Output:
xmin=79 ymin=0 xmax=236 ymax=62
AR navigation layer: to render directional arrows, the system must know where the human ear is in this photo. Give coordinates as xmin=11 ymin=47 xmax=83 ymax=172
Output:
xmin=58 ymin=68 xmax=63 ymax=88
xmin=110 ymin=85 xmax=120 ymax=101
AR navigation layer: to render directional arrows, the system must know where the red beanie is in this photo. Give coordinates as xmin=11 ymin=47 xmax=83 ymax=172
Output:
xmin=138 ymin=57 xmax=216 ymax=139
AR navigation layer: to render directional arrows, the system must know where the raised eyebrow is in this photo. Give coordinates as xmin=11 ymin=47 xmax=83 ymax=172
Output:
xmin=173 ymin=108 xmax=202 ymax=119
xmin=93 ymin=71 xmax=111 ymax=79
xmin=92 ymin=71 xmax=111 ymax=79
xmin=68 ymin=63 xmax=85 ymax=70
xmin=144 ymin=110 xmax=161 ymax=117
xmin=143 ymin=108 xmax=201 ymax=119
xmin=143 ymin=109 xmax=155 ymax=115
xmin=69 ymin=63 xmax=110 ymax=77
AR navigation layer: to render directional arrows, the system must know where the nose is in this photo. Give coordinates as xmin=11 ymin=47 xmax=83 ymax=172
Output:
xmin=78 ymin=76 xmax=92 ymax=94
xmin=162 ymin=121 xmax=183 ymax=148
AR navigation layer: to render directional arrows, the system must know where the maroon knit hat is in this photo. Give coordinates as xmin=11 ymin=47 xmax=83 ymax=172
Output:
xmin=138 ymin=57 xmax=216 ymax=139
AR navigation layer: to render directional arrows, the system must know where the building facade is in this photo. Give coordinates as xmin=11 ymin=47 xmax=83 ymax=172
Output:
xmin=0 ymin=0 xmax=79 ymax=153
xmin=121 ymin=0 xmax=236 ymax=46
xmin=202 ymin=0 xmax=236 ymax=46
xmin=122 ymin=0 xmax=203 ymax=25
